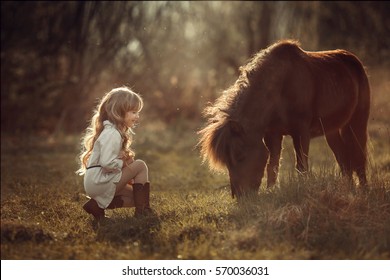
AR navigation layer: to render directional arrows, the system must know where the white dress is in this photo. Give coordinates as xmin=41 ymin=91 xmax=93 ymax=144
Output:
xmin=84 ymin=120 xmax=124 ymax=209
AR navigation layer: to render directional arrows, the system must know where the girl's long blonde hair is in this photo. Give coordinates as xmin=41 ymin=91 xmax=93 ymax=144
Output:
xmin=77 ymin=86 xmax=143 ymax=175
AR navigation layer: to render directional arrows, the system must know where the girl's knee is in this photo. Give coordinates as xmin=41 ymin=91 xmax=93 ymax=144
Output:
xmin=134 ymin=159 xmax=148 ymax=172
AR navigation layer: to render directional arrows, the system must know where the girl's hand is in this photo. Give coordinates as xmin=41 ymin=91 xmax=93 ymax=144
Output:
xmin=122 ymin=156 xmax=134 ymax=167
xmin=126 ymin=155 xmax=134 ymax=165
xmin=119 ymin=151 xmax=134 ymax=166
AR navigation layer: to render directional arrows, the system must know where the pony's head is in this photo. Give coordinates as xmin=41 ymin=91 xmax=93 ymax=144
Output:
xmin=198 ymin=111 xmax=269 ymax=198
xmin=198 ymin=42 xmax=291 ymax=197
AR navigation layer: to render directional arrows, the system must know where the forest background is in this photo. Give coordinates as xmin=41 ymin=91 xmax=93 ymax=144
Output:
xmin=1 ymin=1 xmax=390 ymax=260
xmin=2 ymin=1 xmax=389 ymax=134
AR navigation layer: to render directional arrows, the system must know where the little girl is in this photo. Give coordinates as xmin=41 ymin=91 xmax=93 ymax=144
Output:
xmin=77 ymin=86 xmax=154 ymax=221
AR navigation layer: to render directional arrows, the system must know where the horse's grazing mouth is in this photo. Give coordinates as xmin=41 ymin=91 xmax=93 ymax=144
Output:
xmin=198 ymin=39 xmax=370 ymax=198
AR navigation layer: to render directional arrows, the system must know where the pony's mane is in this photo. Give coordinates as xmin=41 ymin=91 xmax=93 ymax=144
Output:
xmin=197 ymin=72 xmax=249 ymax=171
xmin=197 ymin=67 xmax=247 ymax=171
xmin=198 ymin=39 xmax=301 ymax=171
xmin=198 ymin=119 xmax=232 ymax=171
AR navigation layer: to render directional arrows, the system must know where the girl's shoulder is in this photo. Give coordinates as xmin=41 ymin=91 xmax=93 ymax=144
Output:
xmin=99 ymin=121 xmax=122 ymax=140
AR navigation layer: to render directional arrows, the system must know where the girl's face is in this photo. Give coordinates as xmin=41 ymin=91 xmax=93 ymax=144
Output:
xmin=124 ymin=110 xmax=140 ymax=128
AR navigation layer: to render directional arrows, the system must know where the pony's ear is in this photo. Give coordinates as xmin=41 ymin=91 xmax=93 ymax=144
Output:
xmin=228 ymin=120 xmax=245 ymax=135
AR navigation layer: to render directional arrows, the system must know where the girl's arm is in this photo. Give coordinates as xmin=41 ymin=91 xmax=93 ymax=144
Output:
xmin=98 ymin=129 xmax=124 ymax=173
xmin=119 ymin=150 xmax=134 ymax=166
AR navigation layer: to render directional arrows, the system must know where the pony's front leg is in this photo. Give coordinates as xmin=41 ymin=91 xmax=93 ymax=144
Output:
xmin=264 ymin=134 xmax=283 ymax=188
xmin=292 ymin=130 xmax=310 ymax=175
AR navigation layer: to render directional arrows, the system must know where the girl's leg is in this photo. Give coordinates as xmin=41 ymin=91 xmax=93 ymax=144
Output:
xmin=115 ymin=184 xmax=134 ymax=207
xmin=115 ymin=159 xmax=149 ymax=193
xmin=110 ymin=159 xmax=151 ymax=214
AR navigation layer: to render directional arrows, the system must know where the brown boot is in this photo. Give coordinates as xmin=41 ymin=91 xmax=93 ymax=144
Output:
xmin=106 ymin=196 xmax=124 ymax=209
xmin=83 ymin=198 xmax=105 ymax=221
xmin=133 ymin=182 xmax=155 ymax=217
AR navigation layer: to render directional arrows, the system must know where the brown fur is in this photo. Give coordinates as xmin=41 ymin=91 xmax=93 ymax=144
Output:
xmin=198 ymin=40 xmax=370 ymax=198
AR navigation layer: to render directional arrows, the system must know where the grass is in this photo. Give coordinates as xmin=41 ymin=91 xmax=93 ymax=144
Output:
xmin=1 ymin=117 xmax=389 ymax=260
xmin=1 ymin=66 xmax=389 ymax=260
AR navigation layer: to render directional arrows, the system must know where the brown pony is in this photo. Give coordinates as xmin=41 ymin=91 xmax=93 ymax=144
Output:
xmin=198 ymin=40 xmax=370 ymax=198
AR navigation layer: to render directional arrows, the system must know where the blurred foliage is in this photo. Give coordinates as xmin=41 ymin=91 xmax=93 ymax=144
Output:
xmin=1 ymin=1 xmax=389 ymax=133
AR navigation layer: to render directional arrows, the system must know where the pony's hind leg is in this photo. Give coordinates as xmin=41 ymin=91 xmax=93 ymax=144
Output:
xmin=264 ymin=133 xmax=283 ymax=188
xmin=325 ymin=131 xmax=352 ymax=180
xmin=341 ymin=75 xmax=370 ymax=188
xmin=291 ymin=131 xmax=310 ymax=175
xmin=341 ymin=125 xmax=368 ymax=188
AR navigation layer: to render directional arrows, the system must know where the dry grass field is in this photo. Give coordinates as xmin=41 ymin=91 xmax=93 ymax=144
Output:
xmin=1 ymin=67 xmax=389 ymax=260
